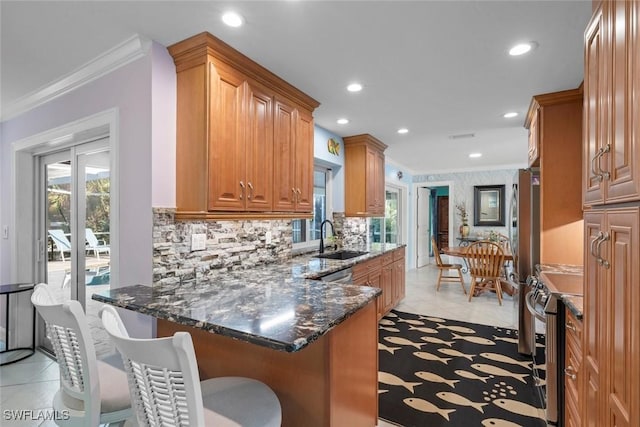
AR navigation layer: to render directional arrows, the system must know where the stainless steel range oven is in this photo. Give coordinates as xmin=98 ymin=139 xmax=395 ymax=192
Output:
xmin=525 ymin=273 xmax=582 ymax=426
xmin=525 ymin=276 xmax=559 ymax=424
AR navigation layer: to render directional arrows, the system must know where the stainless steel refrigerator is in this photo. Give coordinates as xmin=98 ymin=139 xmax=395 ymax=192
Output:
xmin=509 ymin=168 xmax=540 ymax=355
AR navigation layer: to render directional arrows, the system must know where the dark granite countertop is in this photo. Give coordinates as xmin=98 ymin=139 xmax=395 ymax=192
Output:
xmin=93 ymin=243 xmax=403 ymax=353
xmin=562 ymin=295 xmax=584 ymax=320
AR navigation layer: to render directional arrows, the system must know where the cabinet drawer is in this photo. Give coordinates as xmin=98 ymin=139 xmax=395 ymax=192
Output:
xmin=352 ymin=262 xmax=369 ymax=280
xmin=393 ymin=247 xmax=406 ymax=261
xmin=565 ymin=308 xmax=582 ymax=345
xmin=380 ymin=253 xmax=394 ymax=266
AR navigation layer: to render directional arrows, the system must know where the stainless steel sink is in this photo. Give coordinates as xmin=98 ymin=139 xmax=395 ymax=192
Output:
xmin=315 ymin=250 xmax=368 ymax=260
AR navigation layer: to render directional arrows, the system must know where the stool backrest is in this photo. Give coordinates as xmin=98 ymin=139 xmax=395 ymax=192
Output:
xmin=100 ymin=305 xmax=205 ymax=426
xmin=31 ymin=284 xmax=101 ymax=425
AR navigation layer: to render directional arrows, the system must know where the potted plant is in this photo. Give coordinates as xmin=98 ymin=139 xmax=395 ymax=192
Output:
xmin=456 ymin=203 xmax=470 ymax=238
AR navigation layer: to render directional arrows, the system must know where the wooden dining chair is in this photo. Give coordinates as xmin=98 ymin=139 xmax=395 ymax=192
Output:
xmin=465 ymin=241 xmax=505 ymax=305
xmin=431 ymin=236 xmax=466 ymax=294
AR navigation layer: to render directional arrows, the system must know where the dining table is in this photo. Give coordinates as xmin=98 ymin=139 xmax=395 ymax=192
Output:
xmin=441 ymin=245 xmax=516 ymax=296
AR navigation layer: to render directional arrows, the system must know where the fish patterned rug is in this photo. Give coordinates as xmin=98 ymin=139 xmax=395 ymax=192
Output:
xmin=378 ymin=310 xmax=545 ymax=427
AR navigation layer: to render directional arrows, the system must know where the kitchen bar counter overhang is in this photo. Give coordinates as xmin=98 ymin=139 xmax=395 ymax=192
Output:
xmin=91 ymin=244 xmax=403 ymax=427
xmin=92 ymin=275 xmax=380 ymax=352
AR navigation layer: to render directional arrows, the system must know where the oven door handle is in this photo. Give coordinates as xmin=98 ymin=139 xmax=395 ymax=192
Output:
xmin=525 ymin=290 xmax=547 ymax=322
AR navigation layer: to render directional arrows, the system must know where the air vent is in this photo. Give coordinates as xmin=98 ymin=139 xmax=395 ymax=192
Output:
xmin=449 ymin=133 xmax=475 ymax=140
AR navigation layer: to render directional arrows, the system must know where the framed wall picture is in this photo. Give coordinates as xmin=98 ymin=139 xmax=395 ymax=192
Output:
xmin=473 ymin=185 xmax=505 ymax=226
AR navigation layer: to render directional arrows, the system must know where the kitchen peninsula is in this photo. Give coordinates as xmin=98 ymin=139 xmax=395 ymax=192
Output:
xmin=93 ymin=244 xmax=405 ymax=427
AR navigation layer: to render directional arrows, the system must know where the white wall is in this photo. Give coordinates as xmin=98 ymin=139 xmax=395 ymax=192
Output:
xmin=409 ymin=169 xmax=518 ymax=269
xmin=313 ymin=126 xmax=345 ymax=212
xmin=0 ymin=41 xmax=175 ymax=337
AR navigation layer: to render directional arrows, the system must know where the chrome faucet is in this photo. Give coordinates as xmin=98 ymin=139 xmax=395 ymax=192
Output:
xmin=319 ymin=219 xmax=335 ymax=254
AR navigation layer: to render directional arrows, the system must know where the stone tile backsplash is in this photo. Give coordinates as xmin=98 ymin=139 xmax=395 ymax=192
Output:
xmin=153 ymin=208 xmax=292 ymax=285
xmin=153 ymin=208 xmax=371 ymax=286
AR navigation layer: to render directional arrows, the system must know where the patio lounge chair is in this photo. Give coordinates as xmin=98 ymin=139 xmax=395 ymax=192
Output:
xmin=48 ymin=229 xmax=71 ymax=262
xmin=85 ymin=228 xmax=110 ymax=259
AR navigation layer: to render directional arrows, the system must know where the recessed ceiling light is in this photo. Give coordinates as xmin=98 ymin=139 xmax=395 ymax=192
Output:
xmin=347 ymin=83 xmax=363 ymax=92
xmin=509 ymin=42 xmax=537 ymax=56
xmin=503 ymin=112 xmax=518 ymax=118
xmin=222 ymin=11 xmax=244 ymax=27
xmin=469 ymin=153 xmax=482 ymax=158
xmin=397 ymin=128 xmax=409 ymax=134
xmin=337 ymin=118 xmax=349 ymax=125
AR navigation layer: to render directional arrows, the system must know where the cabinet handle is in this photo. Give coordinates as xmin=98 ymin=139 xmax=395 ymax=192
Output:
xmin=595 ymin=231 xmax=610 ymax=269
xmin=592 ymin=144 xmax=611 ymax=182
xmin=590 ymin=151 xmax=601 ymax=181
xmin=566 ymin=321 xmax=577 ymax=332
xmin=589 ymin=233 xmax=601 ymax=259
xmin=296 ymin=188 xmax=302 ymax=203
xmin=292 ymin=188 xmax=297 ymax=203
xmin=596 ymin=143 xmax=611 ymax=181
xmin=247 ymin=182 xmax=253 ymax=200
xmin=564 ymin=366 xmax=577 ymax=381
xmin=239 ymin=181 xmax=245 ymax=200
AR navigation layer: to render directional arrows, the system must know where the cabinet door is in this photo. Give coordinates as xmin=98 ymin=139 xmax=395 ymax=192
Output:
xmin=528 ymin=108 xmax=540 ymax=167
xmin=245 ymin=82 xmax=274 ymax=211
xmin=294 ymin=109 xmax=314 ymax=213
xmin=381 ymin=264 xmax=394 ymax=315
xmin=583 ymin=211 xmax=605 ymax=427
xmin=368 ymin=268 xmax=382 ymax=320
xmin=584 ymin=6 xmax=607 ymax=206
xmin=365 ymin=147 xmax=378 ymax=214
xmin=564 ymin=310 xmax=582 ymax=427
xmin=273 ymin=98 xmax=297 ymax=211
xmin=393 ymin=259 xmax=405 ymax=302
xmin=603 ymin=208 xmax=639 ymax=427
xmin=375 ymin=150 xmax=386 ymax=215
xmin=208 ymin=64 xmax=246 ymax=210
xmin=605 ymin=0 xmax=640 ymax=203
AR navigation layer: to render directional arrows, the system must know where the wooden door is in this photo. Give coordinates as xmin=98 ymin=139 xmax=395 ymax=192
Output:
xmin=375 ymin=150 xmax=386 ymax=215
xmin=294 ymin=109 xmax=314 ymax=213
xmin=272 ymin=98 xmax=297 ymax=211
xmin=365 ymin=147 xmax=378 ymax=214
xmin=583 ymin=210 xmax=605 ymax=427
xmin=369 ymin=268 xmax=382 ymax=320
xmin=528 ymin=108 xmax=539 ymax=167
xmin=393 ymin=258 xmax=405 ymax=302
xmin=603 ymin=208 xmax=639 ymax=427
xmin=245 ymin=81 xmax=274 ymax=211
xmin=381 ymin=263 xmax=393 ymax=315
xmin=583 ymin=6 xmax=607 ymax=206
xmin=208 ymin=64 xmax=246 ymax=211
xmin=606 ymin=0 xmax=640 ymax=203
xmin=437 ymin=196 xmax=449 ymax=250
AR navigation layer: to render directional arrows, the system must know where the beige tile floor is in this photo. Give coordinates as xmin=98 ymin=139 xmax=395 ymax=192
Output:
xmin=0 ymin=263 xmax=521 ymax=426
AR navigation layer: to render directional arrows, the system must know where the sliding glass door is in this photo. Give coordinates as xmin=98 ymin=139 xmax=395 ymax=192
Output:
xmin=37 ymin=139 xmax=112 ymax=356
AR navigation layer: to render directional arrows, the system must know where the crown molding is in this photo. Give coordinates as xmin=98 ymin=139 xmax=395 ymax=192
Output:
xmin=2 ymin=34 xmax=151 ymax=122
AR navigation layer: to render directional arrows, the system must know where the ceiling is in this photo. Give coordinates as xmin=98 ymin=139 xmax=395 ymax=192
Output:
xmin=1 ymin=1 xmax=594 ymax=174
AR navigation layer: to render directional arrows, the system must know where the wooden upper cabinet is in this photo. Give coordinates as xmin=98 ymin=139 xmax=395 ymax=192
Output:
xmin=294 ymin=109 xmax=315 ymax=212
xmin=344 ymin=134 xmax=388 ymax=217
xmin=527 ymin=108 xmax=540 ymax=167
xmin=584 ymin=1 xmax=640 ymax=207
xmin=525 ymin=89 xmax=584 ymax=266
xmin=245 ymin=81 xmax=274 ymax=211
xmin=273 ymin=98 xmax=296 ymax=212
xmin=168 ymin=32 xmax=319 ymax=218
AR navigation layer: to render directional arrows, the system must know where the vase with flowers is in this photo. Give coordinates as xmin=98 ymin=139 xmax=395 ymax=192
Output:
xmin=456 ymin=203 xmax=470 ymax=238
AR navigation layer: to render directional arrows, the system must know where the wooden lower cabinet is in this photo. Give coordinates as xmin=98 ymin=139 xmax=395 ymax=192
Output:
xmin=583 ymin=207 xmax=639 ymax=427
xmin=158 ymin=301 xmax=378 ymax=427
xmin=564 ymin=308 xmax=582 ymax=427
xmin=353 ymin=247 xmax=406 ymax=320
